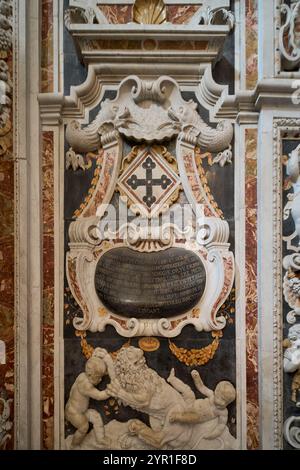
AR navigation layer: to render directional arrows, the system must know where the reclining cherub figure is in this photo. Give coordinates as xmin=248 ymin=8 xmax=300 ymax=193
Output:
xmin=167 ymin=368 xmax=236 ymax=440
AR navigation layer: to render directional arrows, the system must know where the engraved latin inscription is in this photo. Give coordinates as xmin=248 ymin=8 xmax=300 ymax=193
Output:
xmin=95 ymin=247 xmax=206 ymax=319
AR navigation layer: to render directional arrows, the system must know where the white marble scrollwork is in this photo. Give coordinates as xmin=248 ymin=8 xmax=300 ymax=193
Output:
xmin=65 ymin=75 xmax=234 ymax=337
xmin=279 ymin=1 xmax=300 ymax=71
xmin=283 ymin=324 xmax=300 ymax=408
xmin=287 ymin=144 xmax=300 ymax=246
xmin=64 ymin=0 xmax=108 ymax=28
xmin=194 ymin=6 xmax=234 ymax=30
xmin=0 ymin=0 xmax=12 ymax=51
xmin=65 ymin=76 xmax=233 ymax=159
xmin=284 ymin=416 xmax=300 ymax=449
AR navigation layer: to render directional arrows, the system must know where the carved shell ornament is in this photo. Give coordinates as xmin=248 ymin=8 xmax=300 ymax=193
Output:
xmin=65 ymin=75 xmax=233 ymax=166
xmin=133 ymin=0 xmax=167 ymax=25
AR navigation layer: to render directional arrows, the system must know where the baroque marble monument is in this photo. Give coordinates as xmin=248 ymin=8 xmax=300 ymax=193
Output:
xmin=2 ymin=0 xmax=300 ymax=453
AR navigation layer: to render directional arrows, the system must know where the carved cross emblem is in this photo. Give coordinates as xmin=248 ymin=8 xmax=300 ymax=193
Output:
xmin=118 ymin=147 xmax=180 ymax=217
xmin=126 ymin=156 xmax=172 ymax=208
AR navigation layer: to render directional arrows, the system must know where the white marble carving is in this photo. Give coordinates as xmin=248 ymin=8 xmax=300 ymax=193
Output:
xmin=284 ymin=416 xmax=300 ymax=449
xmin=0 ymin=394 xmax=12 ymax=449
xmin=66 ymin=346 xmax=237 ymax=450
xmin=283 ymin=324 xmax=300 ymax=407
xmin=279 ymin=1 xmax=300 ymax=71
xmin=65 ymin=348 xmax=115 ymax=449
xmin=65 ymin=76 xmax=233 ymax=158
xmin=193 ymin=6 xmax=234 ymax=30
xmin=287 ymin=144 xmax=300 ymax=246
xmin=65 ymin=75 xmax=234 ymax=337
xmin=64 ymin=0 xmax=108 ymax=28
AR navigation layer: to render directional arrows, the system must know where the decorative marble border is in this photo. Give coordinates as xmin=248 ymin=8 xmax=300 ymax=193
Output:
xmin=271 ymin=118 xmax=300 ymax=449
xmin=274 ymin=0 xmax=300 ymax=78
xmin=42 ymin=131 xmax=55 ymax=450
xmin=244 ymin=128 xmax=259 ymax=449
xmin=245 ymin=0 xmax=258 ymax=90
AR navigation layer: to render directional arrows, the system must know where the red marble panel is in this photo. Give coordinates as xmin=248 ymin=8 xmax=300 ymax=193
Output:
xmin=42 ymin=131 xmax=54 ymax=450
xmin=167 ymin=5 xmax=199 ymax=24
xmin=99 ymin=5 xmax=132 ymax=24
xmin=246 ymin=0 xmax=258 ymax=90
xmin=41 ymin=0 xmax=54 ymax=93
xmin=245 ymin=128 xmax=259 ymax=450
xmin=0 ymin=26 xmax=14 ymax=447
xmin=99 ymin=4 xmax=199 ymax=25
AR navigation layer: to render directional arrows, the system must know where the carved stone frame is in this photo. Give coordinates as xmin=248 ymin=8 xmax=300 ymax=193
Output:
xmin=270 ymin=118 xmax=300 ymax=448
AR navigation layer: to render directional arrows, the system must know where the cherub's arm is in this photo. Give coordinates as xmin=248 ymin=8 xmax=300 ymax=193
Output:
xmin=93 ymin=348 xmax=116 ymax=380
xmin=206 ymin=410 xmax=228 ymax=440
xmin=80 ymin=380 xmax=111 ymax=401
xmin=191 ymin=370 xmax=213 ymax=398
xmin=167 ymin=368 xmax=195 ymax=401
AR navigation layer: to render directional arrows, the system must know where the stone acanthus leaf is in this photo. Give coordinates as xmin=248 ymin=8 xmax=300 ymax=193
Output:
xmin=279 ymin=1 xmax=300 ymax=71
xmin=192 ymin=6 xmax=235 ymax=30
xmin=65 ymin=76 xmax=233 ymax=164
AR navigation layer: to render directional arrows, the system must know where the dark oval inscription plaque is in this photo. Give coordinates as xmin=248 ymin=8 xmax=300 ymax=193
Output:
xmin=94 ymin=247 xmax=206 ymax=319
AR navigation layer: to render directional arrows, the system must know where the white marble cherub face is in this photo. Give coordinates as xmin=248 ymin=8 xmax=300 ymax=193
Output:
xmin=214 ymin=381 xmax=236 ymax=409
xmin=288 ymin=324 xmax=300 ymax=348
xmin=85 ymin=357 xmax=107 ymax=385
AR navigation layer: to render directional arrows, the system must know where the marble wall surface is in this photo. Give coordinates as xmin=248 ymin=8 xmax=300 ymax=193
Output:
xmin=245 ymin=0 xmax=258 ymax=90
xmin=245 ymin=128 xmax=259 ymax=449
xmin=0 ymin=12 xmax=14 ymax=450
xmin=42 ymin=131 xmax=55 ymax=450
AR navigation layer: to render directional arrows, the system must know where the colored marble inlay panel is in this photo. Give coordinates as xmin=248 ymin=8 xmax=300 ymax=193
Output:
xmin=0 ymin=16 xmax=14 ymax=447
xmin=41 ymin=0 xmax=54 ymax=93
xmin=245 ymin=128 xmax=259 ymax=449
xmin=98 ymin=4 xmax=199 ymax=24
xmin=0 ymin=161 xmax=14 ymax=450
xmin=98 ymin=5 xmax=133 ymax=24
xmin=167 ymin=5 xmax=199 ymax=24
xmin=42 ymin=131 xmax=55 ymax=450
xmin=245 ymin=0 xmax=258 ymax=90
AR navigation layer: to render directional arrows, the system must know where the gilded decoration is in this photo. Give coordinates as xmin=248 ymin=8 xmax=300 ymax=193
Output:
xmin=169 ymin=331 xmax=223 ymax=367
xmin=133 ymin=0 xmax=167 ymax=25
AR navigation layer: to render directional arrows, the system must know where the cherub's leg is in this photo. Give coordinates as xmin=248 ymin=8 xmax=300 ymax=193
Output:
xmin=68 ymin=413 xmax=89 ymax=447
xmin=86 ymin=409 xmax=105 ymax=444
xmin=167 ymin=368 xmax=195 ymax=401
xmin=170 ymin=411 xmax=202 ymax=424
xmin=128 ymin=419 xmax=164 ymax=449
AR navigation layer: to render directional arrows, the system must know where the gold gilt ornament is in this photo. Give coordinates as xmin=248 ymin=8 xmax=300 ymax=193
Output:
xmin=138 ymin=337 xmax=160 ymax=352
xmin=168 ymin=331 xmax=222 ymax=367
xmin=133 ymin=0 xmax=167 ymax=25
xmin=75 ymin=330 xmax=130 ymax=360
